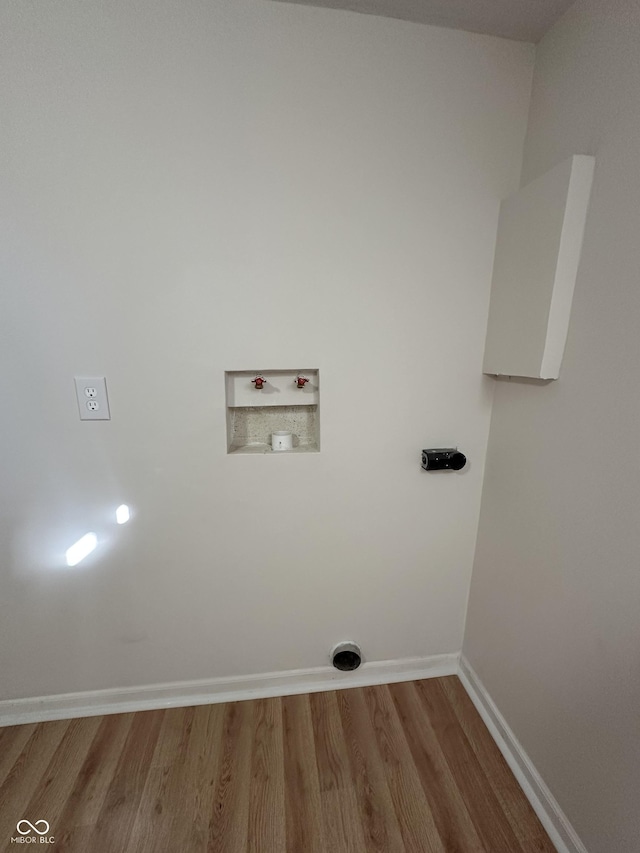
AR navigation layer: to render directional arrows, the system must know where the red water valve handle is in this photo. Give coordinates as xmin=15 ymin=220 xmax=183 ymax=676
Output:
xmin=296 ymin=375 xmax=309 ymax=388
xmin=252 ymin=375 xmax=266 ymax=390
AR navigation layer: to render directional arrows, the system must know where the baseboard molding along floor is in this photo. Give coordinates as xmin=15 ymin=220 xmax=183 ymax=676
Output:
xmin=458 ymin=655 xmax=588 ymax=853
xmin=0 ymin=653 xmax=458 ymax=727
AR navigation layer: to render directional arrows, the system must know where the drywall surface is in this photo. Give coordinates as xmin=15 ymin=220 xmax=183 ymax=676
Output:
xmin=464 ymin=1 xmax=640 ymax=850
xmin=0 ymin=0 xmax=532 ymax=700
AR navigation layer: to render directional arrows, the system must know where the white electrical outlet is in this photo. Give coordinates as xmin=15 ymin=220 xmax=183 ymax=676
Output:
xmin=74 ymin=377 xmax=111 ymax=420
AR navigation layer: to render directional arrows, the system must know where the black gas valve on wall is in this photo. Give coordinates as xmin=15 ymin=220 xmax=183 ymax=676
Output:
xmin=421 ymin=448 xmax=467 ymax=471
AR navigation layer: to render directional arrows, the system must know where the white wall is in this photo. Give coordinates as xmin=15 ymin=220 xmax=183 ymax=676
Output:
xmin=0 ymin=0 xmax=532 ymax=700
xmin=464 ymin=1 xmax=640 ymax=851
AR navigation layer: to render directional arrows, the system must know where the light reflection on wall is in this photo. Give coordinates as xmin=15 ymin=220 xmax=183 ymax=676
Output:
xmin=65 ymin=532 xmax=97 ymax=567
xmin=115 ymin=504 xmax=130 ymax=524
xmin=57 ymin=504 xmax=133 ymax=570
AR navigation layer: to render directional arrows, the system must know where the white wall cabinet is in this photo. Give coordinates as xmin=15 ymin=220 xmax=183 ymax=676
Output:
xmin=483 ymin=155 xmax=595 ymax=379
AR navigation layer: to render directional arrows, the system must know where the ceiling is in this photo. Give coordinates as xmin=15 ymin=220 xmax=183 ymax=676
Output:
xmin=272 ymin=0 xmax=576 ymax=42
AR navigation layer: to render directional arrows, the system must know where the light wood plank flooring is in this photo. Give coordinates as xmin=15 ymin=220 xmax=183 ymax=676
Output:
xmin=0 ymin=677 xmax=555 ymax=852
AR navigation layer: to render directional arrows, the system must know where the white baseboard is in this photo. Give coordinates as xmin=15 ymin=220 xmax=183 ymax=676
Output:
xmin=0 ymin=652 xmax=459 ymax=728
xmin=458 ymin=655 xmax=588 ymax=853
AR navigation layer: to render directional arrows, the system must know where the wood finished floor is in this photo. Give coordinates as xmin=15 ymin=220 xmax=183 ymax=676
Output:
xmin=0 ymin=676 xmax=555 ymax=852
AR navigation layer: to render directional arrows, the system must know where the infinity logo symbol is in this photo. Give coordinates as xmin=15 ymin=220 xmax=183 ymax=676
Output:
xmin=16 ymin=820 xmax=50 ymax=835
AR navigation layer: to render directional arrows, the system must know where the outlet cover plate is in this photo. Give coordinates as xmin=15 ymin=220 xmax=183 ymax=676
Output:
xmin=74 ymin=376 xmax=111 ymax=420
